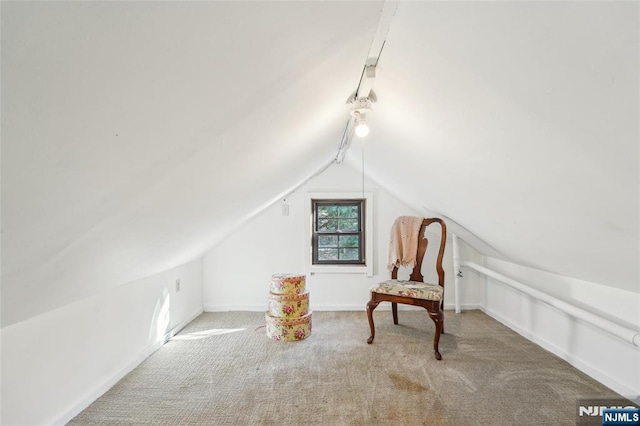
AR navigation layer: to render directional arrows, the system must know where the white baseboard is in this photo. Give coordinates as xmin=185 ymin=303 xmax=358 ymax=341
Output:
xmin=480 ymin=305 xmax=639 ymax=402
xmin=312 ymin=304 xmax=367 ymax=311
xmin=204 ymin=304 xmax=368 ymax=312
xmin=204 ymin=304 xmax=266 ymax=312
xmin=54 ymin=307 xmax=203 ymax=426
xmin=204 ymin=304 xmax=481 ymax=312
xmin=162 ymin=308 xmax=204 ymax=343
xmin=443 ymin=303 xmax=482 ymax=311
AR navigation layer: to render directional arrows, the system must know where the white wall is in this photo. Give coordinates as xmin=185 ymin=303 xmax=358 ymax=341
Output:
xmin=1 ymin=259 xmax=203 ymax=426
xmin=452 ymin=237 xmax=486 ymax=311
xmin=202 ymin=163 xmax=479 ymax=313
xmin=465 ymin=257 xmax=640 ymax=402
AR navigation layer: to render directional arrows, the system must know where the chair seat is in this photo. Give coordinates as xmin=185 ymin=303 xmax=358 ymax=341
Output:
xmin=371 ymin=280 xmax=443 ymax=301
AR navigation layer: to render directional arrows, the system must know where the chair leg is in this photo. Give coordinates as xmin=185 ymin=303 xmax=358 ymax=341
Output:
xmin=366 ymin=300 xmax=379 ymax=344
xmin=392 ymin=302 xmax=398 ymax=325
xmin=440 ymin=300 xmax=445 ymax=334
xmin=428 ymin=310 xmax=444 ymax=360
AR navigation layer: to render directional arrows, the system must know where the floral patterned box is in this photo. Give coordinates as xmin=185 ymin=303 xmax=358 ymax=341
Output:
xmin=270 ymin=273 xmax=306 ymax=295
xmin=265 ymin=311 xmax=312 ymax=342
xmin=268 ymin=292 xmax=309 ymax=318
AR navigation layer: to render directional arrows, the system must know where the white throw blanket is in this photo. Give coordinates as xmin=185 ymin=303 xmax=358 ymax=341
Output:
xmin=387 ymin=216 xmax=424 ymax=271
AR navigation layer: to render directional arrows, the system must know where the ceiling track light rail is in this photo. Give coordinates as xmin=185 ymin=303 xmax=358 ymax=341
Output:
xmin=335 ymin=1 xmax=399 ymax=164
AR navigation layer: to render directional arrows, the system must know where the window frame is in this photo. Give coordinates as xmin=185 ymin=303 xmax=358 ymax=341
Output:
xmin=311 ymin=199 xmax=365 ymax=265
xmin=304 ymin=192 xmax=373 ymax=276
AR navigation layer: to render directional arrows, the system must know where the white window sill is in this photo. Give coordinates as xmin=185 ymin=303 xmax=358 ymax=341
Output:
xmin=309 ymin=264 xmax=373 ymax=276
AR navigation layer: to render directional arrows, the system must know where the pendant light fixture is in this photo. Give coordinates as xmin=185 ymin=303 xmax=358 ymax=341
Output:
xmin=351 ymin=93 xmax=374 ymax=138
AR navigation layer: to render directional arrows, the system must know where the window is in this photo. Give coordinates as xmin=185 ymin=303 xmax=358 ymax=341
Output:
xmin=305 ymin=191 xmax=373 ymax=276
xmin=312 ymin=199 xmax=365 ymax=265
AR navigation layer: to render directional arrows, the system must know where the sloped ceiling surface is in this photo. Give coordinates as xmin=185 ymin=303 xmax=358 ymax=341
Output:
xmin=345 ymin=2 xmax=639 ymax=292
xmin=1 ymin=1 xmax=383 ymax=326
xmin=2 ymin=2 xmax=638 ymax=327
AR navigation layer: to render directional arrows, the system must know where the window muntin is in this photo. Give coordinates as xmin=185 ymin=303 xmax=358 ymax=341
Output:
xmin=312 ymin=200 xmax=365 ymax=265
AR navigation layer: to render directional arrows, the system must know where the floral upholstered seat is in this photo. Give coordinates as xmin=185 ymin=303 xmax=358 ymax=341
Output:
xmin=371 ymin=280 xmax=442 ymax=301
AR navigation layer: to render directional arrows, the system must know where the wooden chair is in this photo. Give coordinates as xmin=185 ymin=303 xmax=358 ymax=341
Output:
xmin=366 ymin=218 xmax=447 ymax=360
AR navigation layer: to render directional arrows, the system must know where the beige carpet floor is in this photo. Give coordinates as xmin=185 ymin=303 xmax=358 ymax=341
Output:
xmin=70 ymin=310 xmax=622 ymax=425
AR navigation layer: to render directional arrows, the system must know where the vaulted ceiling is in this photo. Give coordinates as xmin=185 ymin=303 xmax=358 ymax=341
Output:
xmin=2 ymin=1 xmax=638 ymax=327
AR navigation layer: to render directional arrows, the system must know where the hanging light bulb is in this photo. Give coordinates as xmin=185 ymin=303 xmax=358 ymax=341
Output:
xmin=352 ymin=104 xmax=371 ymax=138
xmin=355 ymin=116 xmax=370 ymax=138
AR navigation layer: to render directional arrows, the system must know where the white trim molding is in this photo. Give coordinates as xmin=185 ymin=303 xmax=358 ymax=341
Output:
xmin=304 ymin=192 xmax=374 ymax=277
xmin=462 ymin=261 xmax=640 ymax=348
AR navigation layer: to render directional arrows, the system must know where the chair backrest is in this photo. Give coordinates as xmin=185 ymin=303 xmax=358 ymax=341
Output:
xmin=390 ymin=218 xmax=447 ymax=287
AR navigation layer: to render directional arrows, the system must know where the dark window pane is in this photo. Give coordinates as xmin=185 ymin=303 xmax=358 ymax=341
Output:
xmin=318 ymin=248 xmax=339 ymax=261
xmin=339 ymin=248 xmax=360 ymax=261
xmin=338 ymin=218 xmax=359 ymax=231
xmin=317 ymin=205 xmax=338 ymax=218
xmin=318 ymin=235 xmax=338 ymax=248
xmin=318 ymin=219 xmax=338 ymax=231
xmin=312 ymin=199 xmax=364 ymax=264
xmin=338 ymin=206 xmax=359 ymax=218
xmin=339 ymin=235 xmax=359 ymax=248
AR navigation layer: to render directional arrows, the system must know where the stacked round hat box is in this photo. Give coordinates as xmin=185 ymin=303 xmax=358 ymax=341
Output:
xmin=266 ymin=273 xmax=312 ymax=341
